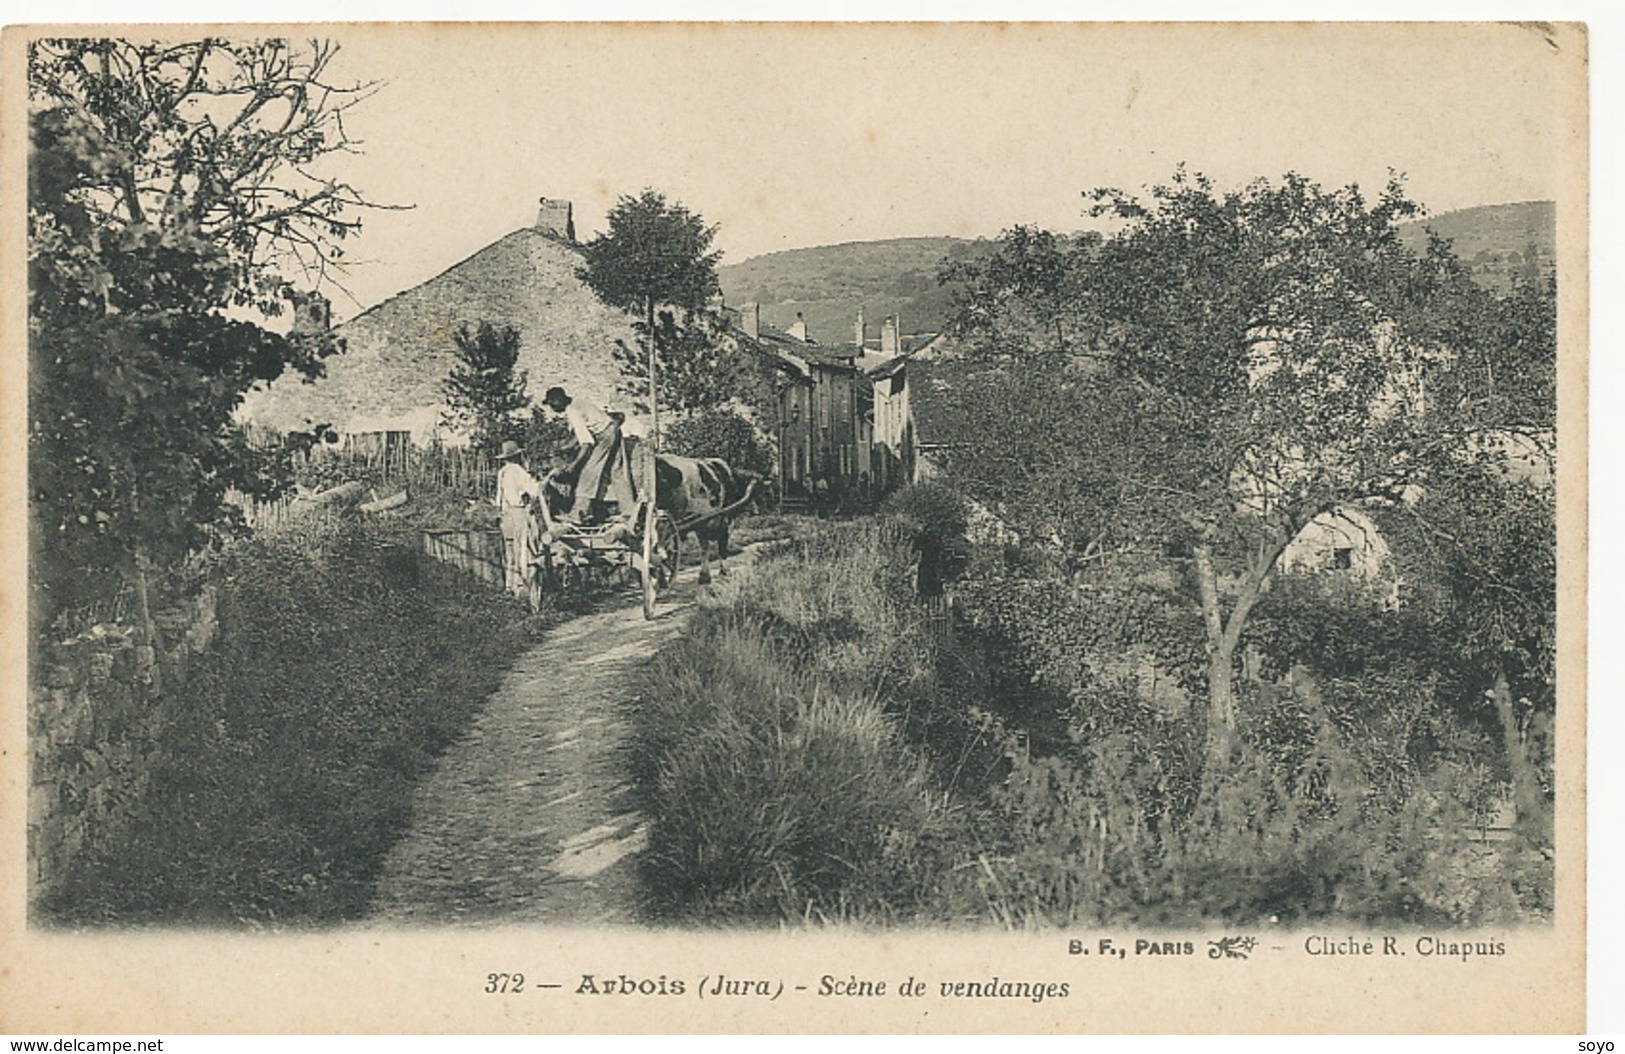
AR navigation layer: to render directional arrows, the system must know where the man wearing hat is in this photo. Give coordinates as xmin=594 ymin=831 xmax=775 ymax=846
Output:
xmin=542 ymin=385 xmax=635 ymax=522
xmin=493 ymin=438 xmax=541 ymax=596
xmin=543 ymin=385 xmax=609 ymax=449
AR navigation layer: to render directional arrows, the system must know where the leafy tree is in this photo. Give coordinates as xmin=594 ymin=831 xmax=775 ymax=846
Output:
xmin=578 ymin=189 xmax=724 ymax=442
xmin=441 ymin=321 xmax=530 ymax=454
xmin=27 ymin=37 xmax=389 ymax=629
xmin=663 ymin=408 xmax=775 ymax=477
xmin=610 ymin=308 xmax=773 ymax=419
xmin=935 ymin=168 xmax=1552 ymax=781
xmin=579 ymin=189 xmax=722 ymax=316
xmin=939 ymin=225 xmax=1096 ymax=360
xmin=1394 ymin=455 xmax=1556 ymax=840
xmin=519 ymin=407 xmax=578 ymax=476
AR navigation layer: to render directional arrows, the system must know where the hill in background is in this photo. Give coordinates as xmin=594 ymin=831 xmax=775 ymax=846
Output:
xmin=240 ymin=200 xmax=1555 ymax=438
xmin=1397 ymin=200 xmax=1555 ymax=292
xmin=718 ymin=237 xmax=981 ymax=341
xmin=719 ymin=201 xmax=1556 ymax=339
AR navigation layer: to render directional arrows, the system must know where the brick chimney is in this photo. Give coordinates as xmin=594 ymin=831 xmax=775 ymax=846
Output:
xmin=536 ymin=197 xmax=576 ymax=242
xmin=855 ymin=307 xmax=866 ymax=350
xmin=881 ymin=314 xmax=900 ymax=357
xmin=788 ymin=312 xmax=809 ymax=343
xmin=742 ymin=302 xmax=760 ymax=340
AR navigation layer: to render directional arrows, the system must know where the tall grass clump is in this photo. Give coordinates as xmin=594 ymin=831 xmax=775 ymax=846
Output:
xmin=982 ymin=709 xmax=1529 ymax=927
xmin=39 ymin=511 xmax=532 ymax=926
xmin=633 ymin=517 xmax=971 ymax=924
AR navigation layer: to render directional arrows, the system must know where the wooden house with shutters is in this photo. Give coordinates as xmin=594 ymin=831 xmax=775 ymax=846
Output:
xmin=728 ymin=305 xmax=871 ymax=511
xmin=720 ymin=302 xmax=961 ymax=508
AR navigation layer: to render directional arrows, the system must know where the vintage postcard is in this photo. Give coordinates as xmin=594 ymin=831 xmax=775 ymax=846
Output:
xmin=0 ymin=21 xmax=1589 ymax=1033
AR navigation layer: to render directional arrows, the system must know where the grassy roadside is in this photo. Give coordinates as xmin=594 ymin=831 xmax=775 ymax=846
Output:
xmin=38 ymin=511 xmax=540 ymax=927
xmin=630 ymin=516 xmax=985 ymax=925
xmin=629 ymin=506 xmax=1552 ymax=929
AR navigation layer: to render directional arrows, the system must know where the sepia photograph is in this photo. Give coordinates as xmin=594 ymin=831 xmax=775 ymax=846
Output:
xmin=1 ymin=18 xmax=1592 ymax=1033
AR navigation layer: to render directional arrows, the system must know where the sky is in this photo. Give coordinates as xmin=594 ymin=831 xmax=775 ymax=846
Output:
xmin=301 ymin=21 xmax=1582 ymax=317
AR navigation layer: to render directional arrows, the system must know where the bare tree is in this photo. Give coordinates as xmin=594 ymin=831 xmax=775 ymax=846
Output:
xmin=28 ymin=37 xmax=400 ymax=312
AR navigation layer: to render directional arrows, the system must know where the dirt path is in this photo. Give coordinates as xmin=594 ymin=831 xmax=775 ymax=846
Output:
xmin=367 ymin=570 xmax=717 ymax=927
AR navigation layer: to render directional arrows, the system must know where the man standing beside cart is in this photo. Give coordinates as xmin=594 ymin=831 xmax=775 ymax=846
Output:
xmin=493 ymin=439 xmax=541 ymax=597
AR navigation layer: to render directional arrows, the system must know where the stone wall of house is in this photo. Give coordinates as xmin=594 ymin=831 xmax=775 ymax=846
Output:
xmin=239 ymin=227 xmax=638 ymax=442
xmin=27 ymin=585 xmax=219 ymax=910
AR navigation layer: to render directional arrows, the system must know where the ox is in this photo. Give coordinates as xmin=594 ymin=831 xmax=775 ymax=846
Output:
xmin=653 ymin=455 xmax=766 ymax=584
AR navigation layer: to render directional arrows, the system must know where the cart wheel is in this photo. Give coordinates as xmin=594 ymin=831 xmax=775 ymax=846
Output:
xmin=565 ymin=561 xmax=587 ymax=597
xmin=527 ymin=550 xmax=558 ymax=612
xmin=550 ymin=554 xmax=579 ymax=598
xmin=655 ymin=512 xmax=680 ymax=588
xmin=525 ymin=562 xmax=544 ymax=614
xmin=642 ymin=504 xmax=677 ymax=620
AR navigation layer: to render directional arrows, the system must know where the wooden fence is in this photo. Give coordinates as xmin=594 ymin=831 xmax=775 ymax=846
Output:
xmin=240 ymin=422 xmax=496 ymax=494
xmin=301 ymin=442 xmax=494 ymax=493
xmin=922 ymin=592 xmax=956 ymax=647
xmin=407 ymin=444 xmax=494 ymax=494
xmin=226 ymin=424 xmax=502 ymax=535
xmin=344 ymin=430 xmax=413 ymax=480
xmin=421 ymin=529 xmax=505 ymax=589
xmin=226 ymin=489 xmax=299 ymax=531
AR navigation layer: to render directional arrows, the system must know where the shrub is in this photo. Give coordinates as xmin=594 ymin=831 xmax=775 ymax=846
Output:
xmin=663 ymin=407 xmax=775 ymax=477
xmin=976 ymin=658 xmax=1543 ymax=927
xmin=632 ymin=518 xmax=976 ymax=923
xmin=880 ymin=481 xmax=974 ymax=597
xmin=520 ymin=407 xmax=578 ymax=476
xmin=441 ymin=321 xmax=530 ymax=455
xmin=635 ymin=608 xmax=952 ymax=923
xmin=881 ymin=480 xmax=968 ymax=543
xmin=634 ymin=513 xmax=1552 ymax=929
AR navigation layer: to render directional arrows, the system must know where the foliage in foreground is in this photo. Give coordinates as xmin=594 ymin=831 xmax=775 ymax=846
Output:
xmin=28 ymin=38 xmax=382 ymax=623
xmin=632 ymin=518 xmax=975 ymax=923
xmin=631 ymin=506 xmax=1552 ymax=928
xmin=38 ymin=514 xmax=532 ymax=926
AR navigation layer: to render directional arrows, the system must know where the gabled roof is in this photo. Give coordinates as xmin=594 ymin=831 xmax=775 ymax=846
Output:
xmin=722 ymin=311 xmax=861 ymax=380
xmin=755 ymin=323 xmax=806 ymax=348
xmin=239 ymin=227 xmax=639 ymax=438
xmin=867 ymin=354 xmax=910 ymax=380
xmin=908 ymin=329 xmax=972 ymax=360
xmin=798 ymin=347 xmax=862 ymax=370
xmin=721 ymin=306 xmax=808 ymax=349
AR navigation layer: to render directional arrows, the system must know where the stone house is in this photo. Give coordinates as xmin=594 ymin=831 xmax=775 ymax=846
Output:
xmin=239 ymin=197 xmax=639 ymax=445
